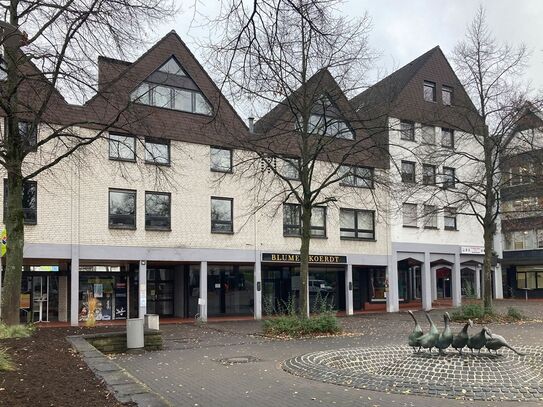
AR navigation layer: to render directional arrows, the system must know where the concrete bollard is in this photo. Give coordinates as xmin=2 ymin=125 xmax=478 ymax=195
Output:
xmin=126 ymin=318 xmax=144 ymax=349
xmin=145 ymin=314 xmax=160 ymax=331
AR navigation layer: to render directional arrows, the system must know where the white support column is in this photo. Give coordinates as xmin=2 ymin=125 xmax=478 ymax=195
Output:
xmin=422 ymin=252 xmax=432 ymax=311
xmin=138 ymin=260 xmax=147 ymax=318
xmin=345 ymin=264 xmax=353 ymax=316
xmin=475 ymin=266 xmax=481 ymax=299
xmin=452 ymin=252 xmax=462 ymax=307
xmin=70 ymin=252 xmax=79 ymax=326
xmin=199 ymin=261 xmax=208 ymax=322
xmin=431 ymin=266 xmax=437 ymax=301
xmin=493 ymin=264 xmax=503 ymax=299
xmin=254 ymin=259 xmax=262 ymax=320
xmin=386 ymin=251 xmax=399 ymax=312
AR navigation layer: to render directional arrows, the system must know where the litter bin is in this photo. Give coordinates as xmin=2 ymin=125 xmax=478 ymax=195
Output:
xmin=126 ymin=318 xmax=144 ymax=349
xmin=145 ymin=314 xmax=160 ymax=330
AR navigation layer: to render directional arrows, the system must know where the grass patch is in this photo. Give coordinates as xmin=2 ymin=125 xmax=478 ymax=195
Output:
xmin=0 ymin=347 xmax=14 ymax=371
xmin=0 ymin=323 xmax=35 ymax=339
xmin=451 ymin=303 xmax=527 ymax=323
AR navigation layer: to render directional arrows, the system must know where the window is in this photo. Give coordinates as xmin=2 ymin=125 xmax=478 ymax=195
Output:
xmin=505 ymin=230 xmax=536 ymax=250
xmin=339 ymin=165 xmax=374 ymax=188
xmin=421 ymin=125 xmax=436 ymax=144
xmin=422 ymin=164 xmax=436 ymax=185
xmin=442 ymin=85 xmax=453 ymax=105
xmin=158 ymin=57 xmax=186 ymax=77
xmin=402 ymin=203 xmax=417 ymax=227
xmin=211 ymin=197 xmax=233 ymax=233
xmin=307 ymin=114 xmax=354 ymax=139
xmin=282 ymin=204 xmax=327 ymax=237
xmin=506 ymin=164 xmax=536 ymax=186
xmin=423 ymin=205 xmax=438 ymax=229
xmin=401 ymin=161 xmax=415 ymax=183
xmin=145 ymin=138 xmax=170 ymax=165
xmin=516 ymin=269 xmax=543 ymax=289
xmin=131 ymin=84 xmax=212 ymax=116
xmin=278 ymin=157 xmax=300 ymax=180
xmin=444 ymin=207 xmax=457 ymax=230
xmin=145 ymin=192 xmax=171 ymax=230
xmin=400 ymin=120 xmax=415 ymax=141
xmin=109 ymin=189 xmax=136 ymax=229
xmin=3 ymin=179 xmax=37 ymax=224
xmin=441 ymin=128 xmax=454 ymax=148
xmin=340 ymin=209 xmax=375 ymax=240
xmin=17 ymin=121 xmax=37 ymax=148
xmin=423 ymin=81 xmax=436 ymax=102
xmin=109 ymin=133 xmax=135 ymax=161
xmin=210 ymin=147 xmax=232 ymax=173
xmin=538 ymin=229 xmax=543 ymax=248
xmin=443 ymin=167 xmax=456 ymax=188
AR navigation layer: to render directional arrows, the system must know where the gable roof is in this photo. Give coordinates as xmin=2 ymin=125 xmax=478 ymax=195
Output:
xmin=351 ymin=46 xmax=484 ymax=134
xmin=84 ymin=30 xmax=248 ymax=147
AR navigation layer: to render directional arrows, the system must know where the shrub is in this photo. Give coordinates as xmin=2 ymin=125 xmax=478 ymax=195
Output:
xmin=0 ymin=323 xmax=34 ymax=339
xmin=263 ymin=312 xmax=341 ymax=338
xmin=451 ymin=303 xmax=486 ymax=321
xmin=507 ymin=306 xmax=524 ymax=321
xmin=0 ymin=348 xmax=14 ymax=371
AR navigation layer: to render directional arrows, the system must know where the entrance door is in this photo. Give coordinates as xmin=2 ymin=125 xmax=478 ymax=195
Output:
xmin=207 ymin=265 xmax=254 ymax=316
xmin=32 ymin=276 xmax=48 ymax=322
xmin=147 ymin=269 xmax=174 ymax=316
xmin=436 ymin=267 xmax=451 ymax=298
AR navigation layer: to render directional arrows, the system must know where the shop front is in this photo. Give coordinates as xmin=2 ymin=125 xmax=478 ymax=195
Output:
xmin=207 ymin=264 xmax=254 ymax=316
xmin=352 ymin=266 xmax=387 ymax=310
xmin=261 ymin=253 xmax=346 ymax=314
xmin=20 ymin=265 xmax=64 ymax=323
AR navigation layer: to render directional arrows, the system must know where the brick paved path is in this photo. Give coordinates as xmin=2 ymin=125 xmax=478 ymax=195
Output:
xmin=112 ymin=303 xmax=543 ymax=407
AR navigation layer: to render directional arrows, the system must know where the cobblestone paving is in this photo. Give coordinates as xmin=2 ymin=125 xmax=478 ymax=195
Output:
xmin=283 ymin=345 xmax=543 ymax=401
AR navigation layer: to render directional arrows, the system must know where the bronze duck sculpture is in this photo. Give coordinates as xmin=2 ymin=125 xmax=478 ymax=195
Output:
xmin=484 ymin=329 xmax=526 ymax=356
xmin=467 ymin=327 xmax=492 ymax=354
xmin=408 ymin=310 xmax=423 ymax=352
xmin=435 ymin=312 xmax=453 ymax=355
xmin=416 ymin=312 xmax=439 ymax=353
xmin=451 ymin=319 xmax=473 ymax=354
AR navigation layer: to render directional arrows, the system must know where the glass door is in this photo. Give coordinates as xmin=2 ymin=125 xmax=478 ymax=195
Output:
xmin=32 ymin=276 xmax=48 ymax=322
xmin=146 ymin=269 xmax=174 ymax=316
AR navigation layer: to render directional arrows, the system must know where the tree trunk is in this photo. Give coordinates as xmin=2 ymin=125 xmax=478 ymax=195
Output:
xmin=299 ymin=204 xmax=312 ymax=318
xmin=2 ymin=168 xmax=25 ymax=325
xmin=482 ymin=222 xmax=494 ymax=311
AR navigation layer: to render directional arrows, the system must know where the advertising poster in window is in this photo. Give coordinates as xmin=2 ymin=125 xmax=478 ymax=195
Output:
xmin=115 ymin=279 xmax=127 ymax=319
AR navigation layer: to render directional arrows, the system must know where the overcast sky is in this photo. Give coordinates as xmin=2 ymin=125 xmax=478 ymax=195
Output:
xmin=157 ymin=0 xmax=543 ymax=117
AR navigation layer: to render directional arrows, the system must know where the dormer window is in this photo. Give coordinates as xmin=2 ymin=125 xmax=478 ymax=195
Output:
xmin=442 ymin=85 xmax=453 ymax=105
xmin=423 ymin=81 xmax=436 ymax=102
xmin=130 ymin=57 xmax=212 ymax=116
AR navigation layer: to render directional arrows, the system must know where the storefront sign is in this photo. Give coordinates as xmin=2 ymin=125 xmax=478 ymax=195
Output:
xmin=461 ymin=246 xmax=485 ymax=255
xmin=261 ymin=253 xmax=347 ymax=264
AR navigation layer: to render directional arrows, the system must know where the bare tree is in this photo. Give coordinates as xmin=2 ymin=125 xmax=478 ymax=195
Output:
xmin=0 ymin=0 xmax=175 ymax=325
xmin=447 ymin=5 xmax=534 ymax=311
xmin=208 ymin=0 xmax=389 ymax=317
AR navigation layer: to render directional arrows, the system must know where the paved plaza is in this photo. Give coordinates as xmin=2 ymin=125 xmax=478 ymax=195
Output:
xmin=111 ymin=301 xmax=543 ymax=406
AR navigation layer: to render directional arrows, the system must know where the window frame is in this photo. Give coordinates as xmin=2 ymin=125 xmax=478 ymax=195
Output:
xmin=421 ymin=125 xmax=436 ymax=145
xmin=211 ymin=196 xmax=234 ymax=234
xmin=444 ymin=207 xmax=457 ymax=231
xmin=441 ymin=128 xmax=455 ymax=149
xmin=402 ymin=203 xmax=418 ymax=228
xmin=423 ymin=80 xmax=436 ymax=102
xmin=423 ymin=204 xmax=438 ymax=229
xmin=108 ymin=188 xmax=137 ymax=230
xmin=3 ymin=178 xmax=38 ymax=225
xmin=339 ymin=165 xmax=374 ymax=189
xmin=339 ymin=208 xmax=375 ymax=240
xmin=145 ymin=191 xmax=171 ymax=231
xmin=210 ymin=146 xmax=233 ymax=173
xmin=400 ymin=120 xmax=415 ymax=141
xmin=401 ymin=160 xmax=416 ymax=183
xmin=443 ymin=166 xmax=456 ymax=189
xmin=145 ymin=137 xmax=171 ymax=166
xmin=422 ymin=164 xmax=436 ymax=185
xmin=282 ymin=203 xmax=327 ymax=238
xmin=108 ymin=133 xmax=136 ymax=162
xmin=278 ymin=156 xmax=300 ymax=181
xmin=442 ymin=85 xmax=453 ymax=106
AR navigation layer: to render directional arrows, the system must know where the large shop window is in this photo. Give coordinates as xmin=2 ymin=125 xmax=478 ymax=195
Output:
xmin=79 ymin=273 xmax=127 ymax=321
xmin=211 ymin=197 xmax=233 ymax=233
xmin=283 ymin=203 xmax=326 ymax=237
xmin=339 ymin=208 xmax=375 ymax=240
xmin=207 ymin=264 xmax=254 ymax=316
xmin=3 ymin=179 xmax=37 ymax=224
xmin=145 ymin=192 xmax=171 ymax=230
xmin=516 ymin=267 xmax=543 ymax=289
xmin=109 ymin=189 xmax=136 ymax=229
xmin=145 ymin=137 xmax=170 ymax=165
xmin=109 ymin=133 xmax=136 ymax=161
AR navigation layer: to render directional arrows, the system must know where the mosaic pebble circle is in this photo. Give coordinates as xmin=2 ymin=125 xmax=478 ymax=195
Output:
xmin=282 ymin=345 xmax=543 ymax=401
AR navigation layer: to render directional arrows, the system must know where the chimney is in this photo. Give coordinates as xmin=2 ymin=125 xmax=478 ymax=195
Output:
xmin=248 ymin=117 xmax=254 ymax=133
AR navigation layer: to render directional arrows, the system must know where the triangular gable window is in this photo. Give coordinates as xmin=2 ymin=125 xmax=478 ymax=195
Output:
xmin=301 ymin=95 xmax=354 ymax=140
xmin=130 ymin=56 xmax=212 ymax=116
xmin=158 ymin=57 xmax=185 ymax=77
